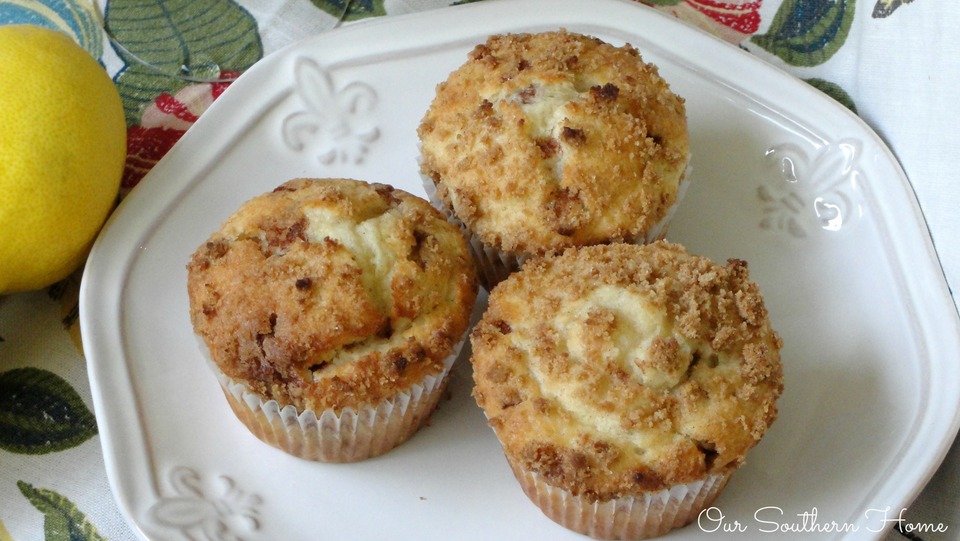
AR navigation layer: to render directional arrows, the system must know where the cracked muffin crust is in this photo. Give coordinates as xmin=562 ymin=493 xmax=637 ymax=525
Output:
xmin=187 ymin=178 xmax=478 ymax=414
xmin=418 ymin=30 xmax=690 ymax=262
xmin=471 ymin=241 xmax=782 ymax=512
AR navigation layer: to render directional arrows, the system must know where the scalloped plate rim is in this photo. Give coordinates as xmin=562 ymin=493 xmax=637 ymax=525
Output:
xmin=80 ymin=1 xmax=960 ymax=540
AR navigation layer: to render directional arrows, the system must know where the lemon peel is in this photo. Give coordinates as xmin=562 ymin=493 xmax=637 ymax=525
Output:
xmin=0 ymin=25 xmax=126 ymax=293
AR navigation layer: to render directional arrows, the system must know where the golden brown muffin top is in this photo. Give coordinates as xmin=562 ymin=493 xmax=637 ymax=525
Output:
xmin=471 ymin=241 xmax=782 ymax=499
xmin=418 ymin=30 xmax=690 ymax=256
xmin=187 ymin=178 xmax=478 ymax=412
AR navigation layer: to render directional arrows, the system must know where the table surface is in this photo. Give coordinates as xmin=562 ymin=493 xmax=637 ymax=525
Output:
xmin=1 ymin=1 xmax=958 ymax=540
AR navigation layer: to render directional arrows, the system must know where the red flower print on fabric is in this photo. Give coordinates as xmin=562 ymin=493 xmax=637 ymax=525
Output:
xmin=637 ymin=0 xmax=763 ymax=44
xmin=121 ymin=71 xmax=239 ymax=194
xmin=688 ymin=0 xmax=762 ymax=34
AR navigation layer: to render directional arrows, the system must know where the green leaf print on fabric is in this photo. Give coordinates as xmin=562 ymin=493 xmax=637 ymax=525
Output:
xmin=751 ymin=0 xmax=855 ymax=66
xmin=0 ymin=0 xmax=103 ymax=60
xmin=106 ymin=0 xmax=263 ymax=125
xmin=873 ymin=0 xmax=914 ymax=18
xmin=113 ymin=60 xmax=190 ymax=127
xmin=0 ymin=368 xmax=97 ymax=454
xmin=18 ymin=482 xmax=107 ymax=541
xmin=805 ymin=77 xmax=858 ymax=114
xmin=310 ymin=0 xmax=385 ymax=21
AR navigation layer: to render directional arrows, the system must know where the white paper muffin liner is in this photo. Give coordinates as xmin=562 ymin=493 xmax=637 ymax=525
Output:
xmin=510 ymin=463 xmax=731 ymax=540
xmin=208 ymin=336 xmax=466 ymax=463
xmin=420 ymin=160 xmax=692 ymax=292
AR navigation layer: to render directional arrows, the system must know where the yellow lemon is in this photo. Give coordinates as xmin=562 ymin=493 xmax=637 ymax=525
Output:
xmin=0 ymin=25 xmax=126 ymax=294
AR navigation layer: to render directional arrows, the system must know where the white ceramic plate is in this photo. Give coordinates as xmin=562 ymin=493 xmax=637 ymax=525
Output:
xmin=81 ymin=1 xmax=960 ymax=539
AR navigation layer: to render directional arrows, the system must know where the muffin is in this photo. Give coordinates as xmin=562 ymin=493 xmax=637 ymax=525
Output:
xmin=418 ymin=30 xmax=690 ymax=289
xmin=187 ymin=178 xmax=478 ymax=462
xmin=470 ymin=241 xmax=783 ymax=539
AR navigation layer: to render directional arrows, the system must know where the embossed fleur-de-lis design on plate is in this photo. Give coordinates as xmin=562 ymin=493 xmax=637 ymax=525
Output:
xmin=151 ymin=466 xmax=262 ymax=541
xmin=282 ymin=57 xmax=380 ymax=165
xmin=759 ymin=139 xmax=865 ymax=239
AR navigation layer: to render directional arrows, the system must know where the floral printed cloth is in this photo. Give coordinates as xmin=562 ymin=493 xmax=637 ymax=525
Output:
xmin=1 ymin=0 xmax=958 ymax=540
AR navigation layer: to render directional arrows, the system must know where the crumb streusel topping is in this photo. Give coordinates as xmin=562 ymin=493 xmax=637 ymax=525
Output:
xmin=188 ymin=178 xmax=478 ymax=412
xmin=471 ymin=241 xmax=782 ymax=499
xmin=418 ymin=30 xmax=690 ymax=256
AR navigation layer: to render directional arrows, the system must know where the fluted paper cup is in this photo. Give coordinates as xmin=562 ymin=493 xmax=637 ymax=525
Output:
xmin=208 ymin=337 xmax=465 ymax=463
xmin=420 ymin=161 xmax=691 ymax=291
xmin=509 ymin=462 xmax=731 ymax=540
